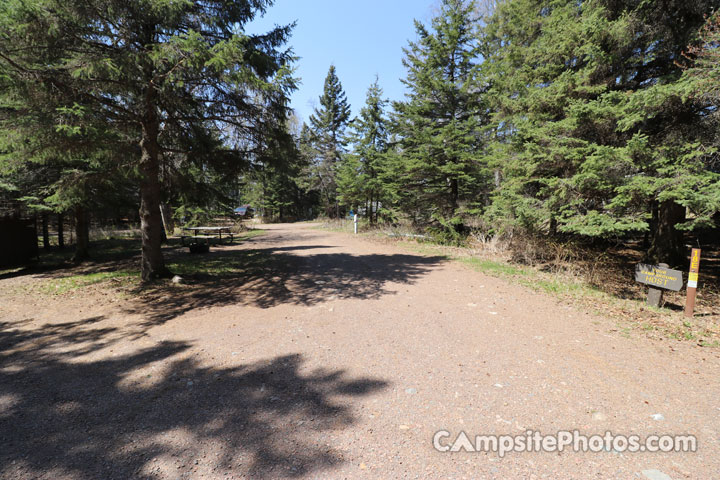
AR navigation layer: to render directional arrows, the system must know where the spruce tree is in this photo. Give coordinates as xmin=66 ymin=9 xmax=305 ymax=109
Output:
xmin=308 ymin=65 xmax=351 ymax=217
xmin=482 ymin=0 xmax=719 ymax=265
xmin=392 ymin=0 xmax=489 ymax=231
xmin=337 ymin=79 xmax=388 ymax=223
xmin=0 ymin=71 xmax=130 ymax=260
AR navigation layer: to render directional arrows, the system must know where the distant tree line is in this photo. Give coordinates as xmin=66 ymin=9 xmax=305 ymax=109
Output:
xmin=2 ymin=0 xmax=719 ymax=279
xmin=300 ymin=0 xmax=719 ymax=265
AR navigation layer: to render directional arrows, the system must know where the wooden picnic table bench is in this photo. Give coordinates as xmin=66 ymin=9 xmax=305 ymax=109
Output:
xmin=180 ymin=226 xmax=234 ymax=246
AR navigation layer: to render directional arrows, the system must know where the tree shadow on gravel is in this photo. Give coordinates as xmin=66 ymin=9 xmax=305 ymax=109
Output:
xmin=0 ymin=319 xmax=388 ymax=479
xmin=126 ymin=244 xmax=446 ymax=324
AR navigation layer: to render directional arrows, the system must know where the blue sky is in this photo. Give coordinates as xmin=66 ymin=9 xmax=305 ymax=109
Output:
xmin=248 ymin=0 xmax=438 ymax=124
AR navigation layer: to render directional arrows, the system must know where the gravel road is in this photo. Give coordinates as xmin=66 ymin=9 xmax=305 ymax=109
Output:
xmin=1 ymin=223 xmax=718 ymax=479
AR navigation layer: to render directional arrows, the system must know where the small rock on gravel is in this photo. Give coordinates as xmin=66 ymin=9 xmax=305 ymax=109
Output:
xmin=405 ymin=388 xmax=418 ymax=395
xmin=650 ymin=413 xmax=665 ymax=421
xmin=641 ymin=469 xmax=672 ymax=480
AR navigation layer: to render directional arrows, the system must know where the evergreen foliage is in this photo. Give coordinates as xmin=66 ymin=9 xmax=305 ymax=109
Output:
xmin=307 ymin=65 xmax=352 ymax=217
xmin=0 ymin=0 xmax=295 ymax=279
xmin=480 ymin=0 xmax=719 ymax=264
xmin=390 ymin=0 xmax=490 ymax=231
xmin=337 ymin=78 xmax=389 ymax=223
xmin=1 ymin=0 xmax=718 ymax=275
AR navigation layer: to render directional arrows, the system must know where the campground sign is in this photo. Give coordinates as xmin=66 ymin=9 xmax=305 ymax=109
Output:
xmin=634 ymin=264 xmax=683 ymax=292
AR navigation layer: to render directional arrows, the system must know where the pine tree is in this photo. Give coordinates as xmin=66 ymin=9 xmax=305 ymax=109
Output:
xmin=392 ymin=0 xmax=489 ymax=232
xmin=308 ymin=65 xmax=351 ymax=217
xmin=0 ymin=0 xmax=295 ymax=280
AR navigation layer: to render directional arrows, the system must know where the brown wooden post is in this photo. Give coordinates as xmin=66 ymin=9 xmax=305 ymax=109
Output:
xmin=684 ymin=249 xmax=701 ymax=318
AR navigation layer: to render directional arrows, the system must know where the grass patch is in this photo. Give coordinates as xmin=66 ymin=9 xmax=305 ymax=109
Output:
xmin=458 ymin=254 xmax=602 ymax=299
xmin=38 ymin=270 xmax=139 ymax=295
xmin=167 ymin=230 xmax=268 ymax=277
xmin=313 ymin=220 xmax=355 ymax=234
xmin=29 ymin=230 xmax=267 ymax=292
xmin=460 ymin=257 xmax=529 ymax=277
xmin=0 ymin=267 xmax=24 ymax=277
xmin=167 ymin=249 xmax=275 ymax=278
xmin=239 ymin=229 xmax=266 ymax=241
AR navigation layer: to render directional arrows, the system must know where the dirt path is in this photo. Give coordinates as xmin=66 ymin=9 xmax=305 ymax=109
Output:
xmin=1 ymin=223 xmax=719 ymax=479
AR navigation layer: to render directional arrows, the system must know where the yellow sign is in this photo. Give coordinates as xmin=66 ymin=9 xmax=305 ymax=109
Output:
xmin=690 ymin=252 xmax=700 ymax=270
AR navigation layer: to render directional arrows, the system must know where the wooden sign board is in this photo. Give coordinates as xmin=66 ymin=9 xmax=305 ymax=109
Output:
xmin=635 ymin=264 xmax=683 ymax=292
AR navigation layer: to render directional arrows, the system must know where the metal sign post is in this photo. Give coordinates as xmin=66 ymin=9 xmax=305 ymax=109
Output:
xmin=684 ymin=249 xmax=701 ymax=318
xmin=353 ymin=214 xmax=358 ymax=235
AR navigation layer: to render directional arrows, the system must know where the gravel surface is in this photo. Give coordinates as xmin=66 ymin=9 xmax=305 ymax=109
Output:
xmin=1 ymin=223 xmax=718 ymax=479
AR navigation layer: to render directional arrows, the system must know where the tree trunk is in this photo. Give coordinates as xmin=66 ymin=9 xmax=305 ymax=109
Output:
xmin=139 ymin=94 xmax=172 ymax=282
xmin=69 ymin=212 xmax=74 ymax=244
xmin=57 ymin=212 xmax=64 ymax=249
xmin=643 ymin=200 xmax=659 ymax=249
xmin=648 ymin=200 xmax=686 ymax=267
xmin=159 ymin=203 xmax=174 ymax=243
xmin=73 ymin=205 xmax=90 ymax=262
xmin=42 ymin=213 xmax=50 ymax=249
xmin=449 ymin=178 xmax=459 ymax=216
xmin=368 ymin=194 xmax=374 ymax=225
xmin=449 ymin=177 xmax=463 ymax=233
xmin=549 ymin=216 xmax=558 ymax=236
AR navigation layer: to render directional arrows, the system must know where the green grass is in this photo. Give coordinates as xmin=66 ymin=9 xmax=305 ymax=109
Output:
xmin=38 ymin=270 xmax=139 ymax=295
xmin=0 ymin=267 xmax=24 ymax=277
xmin=457 ymin=255 xmax=605 ymax=300
xmin=239 ymin=229 xmax=266 ymax=241
xmin=459 ymin=257 xmax=529 ymax=277
xmin=167 ymin=249 xmax=270 ymax=277
xmin=312 ymin=221 xmax=355 ymax=234
xmin=27 ymin=230 xmax=267 ymax=294
xmin=167 ymin=229 xmax=268 ymax=277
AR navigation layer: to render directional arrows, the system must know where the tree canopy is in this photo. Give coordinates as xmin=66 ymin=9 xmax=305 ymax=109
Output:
xmin=2 ymin=0 xmax=718 ymax=273
xmin=0 ymin=0 xmax=296 ymax=279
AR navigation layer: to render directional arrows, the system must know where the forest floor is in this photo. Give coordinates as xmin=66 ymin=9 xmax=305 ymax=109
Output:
xmin=1 ymin=223 xmax=719 ymax=479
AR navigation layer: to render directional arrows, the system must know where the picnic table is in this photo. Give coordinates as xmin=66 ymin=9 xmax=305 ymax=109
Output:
xmin=180 ymin=226 xmax=234 ymax=247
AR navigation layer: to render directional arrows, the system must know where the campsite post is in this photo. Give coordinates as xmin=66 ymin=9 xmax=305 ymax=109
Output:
xmin=684 ymin=249 xmax=701 ymax=318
